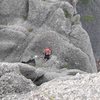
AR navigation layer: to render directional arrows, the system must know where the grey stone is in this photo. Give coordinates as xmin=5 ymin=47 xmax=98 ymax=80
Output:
xmin=18 ymin=63 xmax=44 ymax=82
xmin=22 ymin=28 xmax=96 ymax=72
xmin=45 ymin=0 xmax=78 ymax=14
xmin=69 ymin=24 xmax=97 ymax=72
xmin=0 ymin=0 xmax=98 ymax=99
xmin=46 ymin=8 xmax=71 ymax=36
xmin=28 ymin=0 xmax=51 ymax=26
xmin=2 ymin=72 xmax=100 ymax=100
xmin=0 ymin=27 xmax=26 ymax=62
xmin=71 ymin=14 xmax=81 ymax=25
xmin=0 ymin=63 xmax=20 ymax=77
xmin=0 ymin=0 xmax=97 ymax=73
xmin=60 ymin=1 xmax=74 ymax=16
xmin=0 ymin=62 xmax=44 ymax=85
xmin=0 ymin=72 xmax=35 ymax=99
xmin=0 ymin=0 xmax=28 ymax=24
xmin=30 ymin=72 xmax=100 ymax=100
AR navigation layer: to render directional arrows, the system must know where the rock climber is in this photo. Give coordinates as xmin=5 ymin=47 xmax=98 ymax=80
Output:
xmin=43 ymin=47 xmax=52 ymax=61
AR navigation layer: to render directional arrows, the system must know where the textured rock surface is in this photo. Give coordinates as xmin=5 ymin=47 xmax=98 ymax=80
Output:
xmin=0 ymin=0 xmax=100 ymax=100
xmin=69 ymin=24 xmax=96 ymax=72
xmin=0 ymin=0 xmax=99 ymax=99
xmin=77 ymin=0 xmax=100 ymax=59
xmin=0 ymin=62 xmax=87 ymax=99
xmin=0 ymin=62 xmax=86 ymax=86
xmin=0 ymin=62 xmax=44 ymax=84
xmin=0 ymin=0 xmax=97 ymax=73
xmin=0 ymin=63 xmax=37 ymax=99
xmin=22 ymin=28 xmax=95 ymax=72
xmin=0 ymin=0 xmax=28 ymax=25
xmin=32 ymin=72 xmax=100 ymax=100
xmin=2 ymin=72 xmax=100 ymax=100
xmin=0 ymin=72 xmax=35 ymax=99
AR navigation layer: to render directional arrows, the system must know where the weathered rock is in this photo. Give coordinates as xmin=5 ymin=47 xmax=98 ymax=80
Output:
xmin=69 ymin=24 xmax=97 ymax=72
xmin=0 ymin=0 xmax=97 ymax=73
xmin=0 ymin=72 xmax=35 ymax=99
xmin=31 ymin=72 xmax=100 ymax=100
xmin=0 ymin=0 xmax=28 ymax=25
xmin=42 ymin=68 xmax=87 ymax=82
xmin=22 ymin=28 xmax=96 ymax=72
xmin=2 ymin=72 xmax=100 ymax=100
xmin=0 ymin=0 xmax=99 ymax=99
xmin=28 ymin=0 xmax=74 ymax=27
xmin=46 ymin=8 xmax=71 ymax=36
xmin=28 ymin=0 xmax=56 ymax=27
xmin=0 ymin=27 xmax=26 ymax=62
xmin=0 ymin=63 xmax=20 ymax=77
xmin=0 ymin=62 xmax=44 ymax=85
xmin=0 ymin=61 xmax=87 ymax=86
xmin=71 ymin=14 xmax=81 ymax=25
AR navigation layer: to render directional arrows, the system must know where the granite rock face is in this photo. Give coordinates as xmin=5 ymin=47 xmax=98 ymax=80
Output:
xmin=0 ymin=0 xmax=97 ymax=73
xmin=0 ymin=1 xmax=99 ymax=99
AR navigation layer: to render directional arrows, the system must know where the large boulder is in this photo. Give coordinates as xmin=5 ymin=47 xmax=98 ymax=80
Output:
xmin=0 ymin=0 xmax=97 ymax=73
xmin=0 ymin=62 xmax=44 ymax=85
xmin=22 ymin=27 xmax=96 ymax=73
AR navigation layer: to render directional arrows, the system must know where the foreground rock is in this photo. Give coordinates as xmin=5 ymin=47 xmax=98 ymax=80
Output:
xmin=0 ymin=63 xmax=37 ymax=99
xmin=0 ymin=62 xmax=44 ymax=85
xmin=0 ymin=62 xmax=88 ymax=99
xmin=2 ymin=72 xmax=100 ymax=100
xmin=0 ymin=72 xmax=35 ymax=99
xmin=0 ymin=62 xmax=86 ymax=86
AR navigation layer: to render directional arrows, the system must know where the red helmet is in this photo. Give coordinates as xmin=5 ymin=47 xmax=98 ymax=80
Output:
xmin=44 ymin=48 xmax=52 ymax=55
